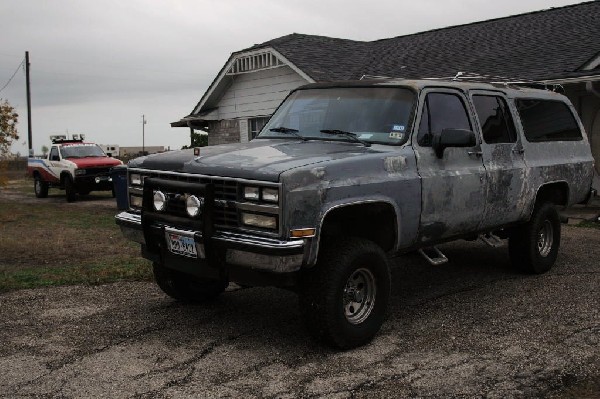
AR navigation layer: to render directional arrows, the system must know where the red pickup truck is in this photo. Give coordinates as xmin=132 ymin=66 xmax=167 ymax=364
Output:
xmin=28 ymin=137 xmax=122 ymax=202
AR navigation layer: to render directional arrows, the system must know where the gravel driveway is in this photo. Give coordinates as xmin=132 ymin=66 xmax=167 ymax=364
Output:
xmin=0 ymin=226 xmax=598 ymax=398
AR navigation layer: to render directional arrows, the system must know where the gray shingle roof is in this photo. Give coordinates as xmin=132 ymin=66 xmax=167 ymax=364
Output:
xmin=251 ymin=1 xmax=600 ymax=82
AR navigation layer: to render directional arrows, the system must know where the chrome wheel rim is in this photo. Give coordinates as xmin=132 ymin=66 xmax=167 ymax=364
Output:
xmin=343 ymin=268 xmax=376 ymax=325
xmin=34 ymin=179 xmax=41 ymax=195
xmin=537 ymin=220 xmax=554 ymax=257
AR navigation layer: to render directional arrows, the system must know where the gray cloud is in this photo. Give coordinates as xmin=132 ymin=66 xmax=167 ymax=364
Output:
xmin=0 ymin=0 xmax=586 ymax=154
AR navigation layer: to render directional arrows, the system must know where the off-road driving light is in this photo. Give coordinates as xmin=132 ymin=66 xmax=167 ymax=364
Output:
xmin=244 ymin=186 xmax=260 ymax=200
xmin=130 ymin=173 xmax=142 ymax=186
xmin=241 ymin=212 xmax=277 ymax=229
xmin=153 ymin=190 xmax=166 ymax=211
xmin=186 ymin=195 xmax=203 ymax=217
xmin=262 ymin=187 xmax=279 ymax=203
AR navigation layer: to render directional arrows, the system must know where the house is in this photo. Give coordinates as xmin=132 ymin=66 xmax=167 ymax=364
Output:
xmin=171 ymin=1 xmax=600 ymax=175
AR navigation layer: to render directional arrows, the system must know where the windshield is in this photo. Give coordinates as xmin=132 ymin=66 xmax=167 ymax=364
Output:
xmin=60 ymin=144 xmax=106 ymax=158
xmin=259 ymin=87 xmax=416 ymax=145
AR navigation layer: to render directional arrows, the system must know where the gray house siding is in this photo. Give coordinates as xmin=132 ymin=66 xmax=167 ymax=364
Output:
xmin=204 ymin=65 xmax=309 ymax=146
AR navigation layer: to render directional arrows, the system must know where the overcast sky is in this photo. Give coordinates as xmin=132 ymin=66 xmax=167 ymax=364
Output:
xmin=0 ymin=0 xmax=587 ymax=155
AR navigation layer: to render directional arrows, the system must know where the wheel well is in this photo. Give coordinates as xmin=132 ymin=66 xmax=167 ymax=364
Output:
xmin=60 ymin=172 xmax=72 ymax=184
xmin=534 ymin=182 xmax=569 ymax=207
xmin=32 ymin=170 xmax=41 ymax=179
xmin=320 ymin=202 xmax=397 ymax=252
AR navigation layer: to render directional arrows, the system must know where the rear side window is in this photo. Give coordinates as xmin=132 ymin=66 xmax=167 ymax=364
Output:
xmin=418 ymin=92 xmax=471 ymax=146
xmin=515 ymin=99 xmax=582 ymax=142
xmin=473 ymin=95 xmax=517 ymax=144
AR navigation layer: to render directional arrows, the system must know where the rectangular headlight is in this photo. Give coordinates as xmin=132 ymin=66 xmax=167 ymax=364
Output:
xmin=244 ymin=186 xmax=260 ymax=200
xmin=130 ymin=173 xmax=142 ymax=186
xmin=130 ymin=194 xmax=143 ymax=208
xmin=75 ymin=168 xmax=86 ymax=176
xmin=241 ymin=212 xmax=277 ymax=229
xmin=262 ymin=187 xmax=279 ymax=203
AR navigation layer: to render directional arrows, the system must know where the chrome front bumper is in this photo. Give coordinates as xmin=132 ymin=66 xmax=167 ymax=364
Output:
xmin=115 ymin=211 xmax=306 ymax=273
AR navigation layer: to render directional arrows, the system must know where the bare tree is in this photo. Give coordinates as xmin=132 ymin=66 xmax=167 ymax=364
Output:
xmin=0 ymin=99 xmax=19 ymax=157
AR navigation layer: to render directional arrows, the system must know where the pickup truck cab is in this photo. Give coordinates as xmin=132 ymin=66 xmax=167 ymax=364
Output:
xmin=116 ymin=79 xmax=595 ymax=348
xmin=28 ymin=137 xmax=122 ymax=202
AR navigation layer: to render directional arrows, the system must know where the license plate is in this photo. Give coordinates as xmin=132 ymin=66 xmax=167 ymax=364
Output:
xmin=166 ymin=232 xmax=198 ymax=258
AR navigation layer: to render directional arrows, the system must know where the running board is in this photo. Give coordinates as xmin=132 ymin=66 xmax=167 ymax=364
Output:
xmin=479 ymin=233 xmax=503 ymax=248
xmin=418 ymin=247 xmax=448 ymax=266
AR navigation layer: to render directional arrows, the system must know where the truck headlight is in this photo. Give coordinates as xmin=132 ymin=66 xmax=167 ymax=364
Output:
xmin=75 ymin=168 xmax=86 ymax=176
xmin=186 ymin=195 xmax=203 ymax=218
xmin=244 ymin=186 xmax=260 ymax=200
xmin=130 ymin=194 xmax=143 ymax=208
xmin=130 ymin=173 xmax=142 ymax=186
xmin=262 ymin=188 xmax=278 ymax=203
xmin=243 ymin=186 xmax=278 ymax=203
xmin=153 ymin=190 xmax=166 ymax=211
xmin=241 ymin=212 xmax=277 ymax=229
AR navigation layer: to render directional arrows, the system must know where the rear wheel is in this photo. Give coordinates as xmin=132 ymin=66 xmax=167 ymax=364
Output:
xmin=153 ymin=263 xmax=227 ymax=303
xmin=34 ymin=175 xmax=49 ymax=198
xmin=509 ymin=202 xmax=561 ymax=274
xmin=300 ymin=237 xmax=391 ymax=349
xmin=64 ymin=176 xmax=77 ymax=202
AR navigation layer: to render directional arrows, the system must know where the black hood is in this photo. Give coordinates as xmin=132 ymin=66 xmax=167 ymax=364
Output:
xmin=129 ymin=139 xmax=382 ymax=182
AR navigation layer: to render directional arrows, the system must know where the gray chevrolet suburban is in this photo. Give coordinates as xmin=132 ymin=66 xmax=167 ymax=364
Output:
xmin=116 ymin=79 xmax=595 ymax=348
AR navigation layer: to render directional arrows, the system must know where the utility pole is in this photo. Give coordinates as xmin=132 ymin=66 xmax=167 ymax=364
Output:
xmin=142 ymin=114 xmax=147 ymax=154
xmin=25 ymin=51 xmax=32 ymax=155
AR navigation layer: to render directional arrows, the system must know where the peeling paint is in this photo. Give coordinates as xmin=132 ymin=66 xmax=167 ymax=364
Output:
xmin=384 ymin=156 xmax=407 ymax=174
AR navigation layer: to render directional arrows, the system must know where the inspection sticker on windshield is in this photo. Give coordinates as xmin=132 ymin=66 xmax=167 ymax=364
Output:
xmin=389 ymin=132 xmax=404 ymax=140
xmin=392 ymin=125 xmax=405 ymax=132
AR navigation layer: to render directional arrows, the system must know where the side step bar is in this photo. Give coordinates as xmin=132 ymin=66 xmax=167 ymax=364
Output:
xmin=479 ymin=233 xmax=503 ymax=248
xmin=418 ymin=246 xmax=448 ymax=266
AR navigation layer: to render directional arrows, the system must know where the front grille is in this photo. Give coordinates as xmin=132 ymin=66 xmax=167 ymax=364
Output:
xmin=141 ymin=172 xmax=239 ymax=229
xmin=83 ymin=167 xmax=111 ymax=176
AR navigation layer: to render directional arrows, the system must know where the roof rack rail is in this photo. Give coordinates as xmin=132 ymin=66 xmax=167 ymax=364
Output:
xmin=359 ymin=74 xmax=397 ymax=80
xmin=422 ymin=71 xmax=565 ymax=92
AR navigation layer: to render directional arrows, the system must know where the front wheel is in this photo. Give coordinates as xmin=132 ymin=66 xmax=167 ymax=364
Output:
xmin=300 ymin=238 xmax=391 ymax=349
xmin=509 ymin=202 xmax=561 ymax=274
xmin=64 ymin=176 xmax=77 ymax=202
xmin=153 ymin=263 xmax=227 ymax=303
xmin=34 ymin=175 xmax=49 ymax=198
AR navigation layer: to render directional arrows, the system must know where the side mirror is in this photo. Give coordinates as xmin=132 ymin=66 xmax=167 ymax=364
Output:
xmin=432 ymin=128 xmax=476 ymax=158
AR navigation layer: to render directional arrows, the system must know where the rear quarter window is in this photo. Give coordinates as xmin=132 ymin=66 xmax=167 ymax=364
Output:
xmin=515 ymin=99 xmax=582 ymax=142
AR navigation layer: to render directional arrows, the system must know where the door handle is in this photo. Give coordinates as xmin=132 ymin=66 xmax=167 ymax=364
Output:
xmin=512 ymin=147 xmax=525 ymax=154
xmin=468 ymin=151 xmax=483 ymax=157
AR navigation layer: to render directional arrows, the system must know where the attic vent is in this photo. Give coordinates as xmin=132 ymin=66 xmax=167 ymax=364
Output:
xmin=227 ymin=51 xmax=284 ymax=75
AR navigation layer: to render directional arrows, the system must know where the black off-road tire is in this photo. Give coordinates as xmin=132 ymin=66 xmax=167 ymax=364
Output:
xmin=153 ymin=263 xmax=227 ymax=303
xmin=64 ymin=176 xmax=77 ymax=202
xmin=34 ymin=175 xmax=49 ymax=198
xmin=299 ymin=237 xmax=391 ymax=349
xmin=509 ymin=202 xmax=561 ymax=274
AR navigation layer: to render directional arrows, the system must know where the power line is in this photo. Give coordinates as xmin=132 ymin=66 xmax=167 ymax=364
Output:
xmin=0 ymin=58 xmax=24 ymax=94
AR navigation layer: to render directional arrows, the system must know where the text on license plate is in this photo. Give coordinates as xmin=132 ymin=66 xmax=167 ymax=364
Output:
xmin=166 ymin=232 xmax=198 ymax=258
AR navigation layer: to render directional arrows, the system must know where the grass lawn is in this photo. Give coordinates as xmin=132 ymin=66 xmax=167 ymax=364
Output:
xmin=0 ymin=176 xmax=152 ymax=292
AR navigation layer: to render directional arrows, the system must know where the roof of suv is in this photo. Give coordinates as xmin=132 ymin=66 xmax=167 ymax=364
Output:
xmin=296 ymin=79 xmax=567 ymax=100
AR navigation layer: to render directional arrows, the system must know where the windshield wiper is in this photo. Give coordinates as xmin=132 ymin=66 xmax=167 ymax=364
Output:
xmin=269 ymin=126 xmax=308 ymax=141
xmin=320 ymin=129 xmax=371 ymax=147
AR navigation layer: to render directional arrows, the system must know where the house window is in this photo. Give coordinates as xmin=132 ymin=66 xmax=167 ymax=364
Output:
xmin=249 ymin=117 xmax=270 ymax=139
